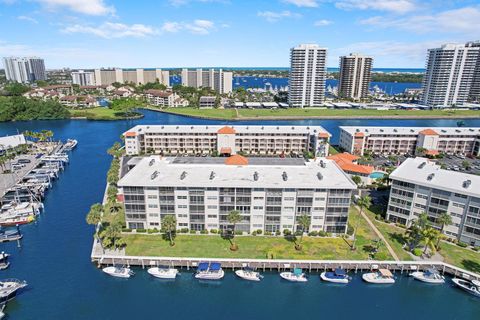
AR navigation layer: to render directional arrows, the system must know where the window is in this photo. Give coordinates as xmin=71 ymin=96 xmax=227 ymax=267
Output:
xmin=177 ymin=196 xmax=187 ymax=200
xmin=207 ymin=214 xmax=218 ymax=219
xmin=284 ymin=197 xmax=295 ymax=201
xmin=177 ymin=205 xmax=187 ymax=209
xmin=207 ymin=196 xmax=217 ymax=200
xmin=314 ymin=197 xmax=325 ymax=201
xmin=253 ymin=206 xmax=264 ymax=210
xmin=147 ymin=195 xmax=157 ymax=199
xmin=254 ymin=196 xmax=265 ymax=200
xmin=148 ymin=204 xmax=158 ymax=208
xmin=207 ymin=205 xmax=217 ymax=209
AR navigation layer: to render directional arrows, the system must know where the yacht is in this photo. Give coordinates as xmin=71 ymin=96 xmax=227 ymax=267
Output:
xmin=320 ymin=268 xmax=350 ymax=284
xmin=63 ymin=139 xmax=78 ymax=151
xmin=0 ymin=279 xmax=27 ymax=304
xmin=280 ymin=268 xmax=308 ymax=282
xmin=0 ymin=227 xmax=22 ymax=243
xmin=362 ymin=269 xmax=395 ymax=284
xmin=0 ymin=253 xmax=10 ymax=270
xmin=452 ymin=278 xmax=480 ymax=297
xmin=235 ymin=267 xmax=263 ymax=282
xmin=102 ymin=265 xmax=134 ymax=278
xmin=410 ymin=269 xmax=445 ymax=284
xmin=194 ymin=262 xmax=224 ymax=280
xmin=147 ymin=266 xmax=179 ymax=279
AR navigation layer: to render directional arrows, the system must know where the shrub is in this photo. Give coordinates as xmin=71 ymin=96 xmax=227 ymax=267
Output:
xmin=318 ymin=231 xmax=327 ymax=237
xmin=308 ymin=231 xmax=318 ymax=236
xmin=412 ymin=248 xmax=423 ymax=256
xmin=200 ymin=229 xmax=209 ymax=234
xmin=266 ymin=251 xmax=276 ymax=259
xmin=136 ymin=228 xmax=146 ymax=233
xmin=294 ymin=231 xmax=303 ymax=236
xmin=275 ymin=230 xmax=281 ymax=236
xmin=251 ymin=230 xmax=257 ymax=236
xmin=283 ymin=229 xmax=292 ymax=236
xmin=256 ymin=229 xmax=262 ymax=235
xmin=189 ymin=230 xmax=197 ymax=234
xmin=457 ymin=242 xmax=468 ymax=248
xmin=147 ymin=228 xmax=159 ymax=234
xmin=210 ymin=229 xmax=218 ymax=234
xmin=264 ymin=232 xmax=272 ymax=236
xmin=235 ymin=230 xmax=243 ymax=235
xmin=472 ymin=246 xmax=479 ymax=252
xmin=178 ymin=228 xmax=189 ymax=233
xmin=122 ymin=228 xmax=132 ymax=232
xmin=347 ymin=225 xmax=354 ymax=236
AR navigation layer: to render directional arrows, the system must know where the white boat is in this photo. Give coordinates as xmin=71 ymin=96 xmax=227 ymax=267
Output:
xmin=195 ymin=262 xmax=224 ymax=280
xmin=280 ymin=268 xmax=308 ymax=282
xmin=452 ymin=278 xmax=480 ymax=297
xmin=0 ymin=279 xmax=27 ymax=304
xmin=102 ymin=265 xmax=134 ymax=278
xmin=362 ymin=269 xmax=395 ymax=284
xmin=63 ymin=139 xmax=78 ymax=151
xmin=147 ymin=267 xmax=179 ymax=279
xmin=235 ymin=268 xmax=263 ymax=282
xmin=410 ymin=269 xmax=445 ymax=284
xmin=320 ymin=268 xmax=350 ymax=284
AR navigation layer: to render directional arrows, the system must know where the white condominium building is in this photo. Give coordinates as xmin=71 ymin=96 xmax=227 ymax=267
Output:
xmin=93 ymin=68 xmax=170 ymax=86
xmin=422 ymin=41 xmax=480 ymax=107
xmin=387 ymin=157 xmax=480 ymax=246
xmin=181 ymin=68 xmax=233 ymax=94
xmin=288 ymin=44 xmax=327 ymax=107
xmin=339 ymin=126 xmax=480 ymax=157
xmin=2 ymin=56 xmax=46 ymax=83
xmin=118 ymin=155 xmax=356 ymax=234
xmin=338 ymin=53 xmax=373 ymax=100
xmin=123 ymin=125 xmax=331 ymax=157
xmin=71 ymin=70 xmax=95 ymax=86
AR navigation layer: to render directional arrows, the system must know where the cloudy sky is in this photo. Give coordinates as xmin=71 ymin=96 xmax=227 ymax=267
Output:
xmin=0 ymin=0 xmax=479 ymax=68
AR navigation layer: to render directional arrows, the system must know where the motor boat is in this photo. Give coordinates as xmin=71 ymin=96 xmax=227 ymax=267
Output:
xmin=0 ymin=212 xmax=35 ymax=227
xmin=194 ymin=262 xmax=224 ymax=280
xmin=0 ymin=226 xmax=22 ymax=242
xmin=452 ymin=278 xmax=480 ymax=297
xmin=0 ymin=252 xmax=10 ymax=270
xmin=0 ymin=279 xmax=27 ymax=304
xmin=410 ymin=269 xmax=445 ymax=284
xmin=102 ymin=265 xmax=134 ymax=278
xmin=235 ymin=267 xmax=263 ymax=282
xmin=280 ymin=268 xmax=308 ymax=282
xmin=362 ymin=269 xmax=395 ymax=284
xmin=147 ymin=266 xmax=179 ymax=279
xmin=63 ymin=139 xmax=78 ymax=151
xmin=320 ymin=268 xmax=350 ymax=284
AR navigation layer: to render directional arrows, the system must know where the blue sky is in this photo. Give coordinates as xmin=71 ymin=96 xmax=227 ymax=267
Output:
xmin=0 ymin=0 xmax=479 ymax=69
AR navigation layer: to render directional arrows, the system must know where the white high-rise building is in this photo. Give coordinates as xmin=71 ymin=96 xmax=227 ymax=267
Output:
xmin=422 ymin=41 xmax=480 ymax=107
xmin=2 ymin=56 xmax=46 ymax=83
xmin=71 ymin=70 xmax=95 ymax=86
xmin=288 ymin=44 xmax=327 ymax=107
xmin=181 ymin=68 xmax=233 ymax=94
xmin=93 ymin=68 xmax=170 ymax=86
xmin=338 ymin=53 xmax=372 ymax=100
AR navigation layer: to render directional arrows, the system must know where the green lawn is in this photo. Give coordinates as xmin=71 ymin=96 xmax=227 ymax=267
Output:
xmin=161 ymin=107 xmax=480 ymax=120
xmin=69 ymin=107 xmax=141 ymax=120
xmin=123 ymin=209 xmax=392 ymax=260
xmin=440 ymin=242 xmax=480 ymax=274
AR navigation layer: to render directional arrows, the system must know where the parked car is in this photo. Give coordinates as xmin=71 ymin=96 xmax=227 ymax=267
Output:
xmin=17 ymin=159 xmax=31 ymax=164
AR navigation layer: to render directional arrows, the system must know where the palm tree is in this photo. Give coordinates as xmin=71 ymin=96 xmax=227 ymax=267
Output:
xmin=352 ymin=195 xmax=372 ymax=250
xmin=295 ymin=214 xmax=311 ymax=250
xmin=100 ymin=222 xmax=124 ymax=249
xmin=436 ymin=212 xmax=452 ymax=247
xmin=417 ymin=212 xmax=429 ymax=229
xmin=86 ymin=203 xmax=103 ymax=226
xmin=161 ymin=215 xmax=177 ymax=246
xmin=227 ymin=210 xmax=242 ymax=250
xmin=422 ymin=227 xmax=440 ymax=255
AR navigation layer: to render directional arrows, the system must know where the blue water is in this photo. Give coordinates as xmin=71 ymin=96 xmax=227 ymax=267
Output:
xmin=370 ymin=172 xmax=386 ymax=179
xmin=1 ymin=110 xmax=479 ymax=319
xmin=166 ymin=67 xmax=425 ymax=73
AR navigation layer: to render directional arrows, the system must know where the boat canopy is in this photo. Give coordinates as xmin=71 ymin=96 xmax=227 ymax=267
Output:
xmin=197 ymin=262 xmax=209 ymax=271
xmin=334 ymin=268 xmax=346 ymax=276
xmin=425 ymin=269 xmax=438 ymax=275
xmin=210 ymin=263 xmax=221 ymax=271
xmin=379 ymin=269 xmax=393 ymax=277
xmin=472 ymin=279 xmax=480 ymax=287
xmin=293 ymin=268 xmax=303 ymax=276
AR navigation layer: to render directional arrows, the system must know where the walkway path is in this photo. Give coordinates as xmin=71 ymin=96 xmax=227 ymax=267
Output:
xmin=355 ymin=205 xmax=400 ymax=261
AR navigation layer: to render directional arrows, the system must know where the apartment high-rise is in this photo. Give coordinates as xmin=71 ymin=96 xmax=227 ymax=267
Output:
xmin=93 ymin=68 xmax=170 ymax=86
xmin=421 ymin=41 xmax=480 ymax=107
xmin=181 ymin=68 xmax=233 ymax=94
xmin=338 ymin=53 xmax=372 ymax=100
xmin=2 ymin=56 xmax=46 ymax=83
xmin=71 ymin=70 xmax=95 ymax=86
xmin=288 ymin=44 xmax=327 ymax=107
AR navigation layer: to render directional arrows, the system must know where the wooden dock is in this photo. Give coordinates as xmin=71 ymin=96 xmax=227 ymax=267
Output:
xmin=91 ymin=253 xmax=480 ymax=281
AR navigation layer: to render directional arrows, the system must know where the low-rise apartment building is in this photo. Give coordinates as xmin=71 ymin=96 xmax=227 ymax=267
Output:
xmin=339 ymin=126 xmax=480 ymax=156
xmin=123 ymin=125 xmax=331 ymax=157
xmin=118 ymin=155 xmax=356 ymax=234
xmin=387 ymin=157 xmax=480 ymax=246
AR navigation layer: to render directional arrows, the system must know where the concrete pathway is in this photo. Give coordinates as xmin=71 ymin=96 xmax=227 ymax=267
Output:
xmin=355 ymin=205 xmax=400 ymax=261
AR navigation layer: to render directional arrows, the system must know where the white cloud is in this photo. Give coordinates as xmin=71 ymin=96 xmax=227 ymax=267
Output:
xmin=283 ymin=0 xmax=318 ymax=7
xmin=160 ymin=22 xmax=182 ymax=33
xmin=168 ymin=0 xmax=228 ymax=6
xmin=33 ymin=0 xmax=115 ymax=16
xmin=314 ymin=19 xmax=332 ymax=26
xmin=360 ymin=6 xmax=480 ymax=35
xmin=336 ymin=0 xmax=416 ymax=14
xmin=61 ymin=22 xmax=158 ymax=39
xmin=160 ymin=20 xmax=216 ymax=35
xmin=17 ymin=15 xmax=38 ymax=24
xmin=257 ymin=10 xmax=301 ymax=22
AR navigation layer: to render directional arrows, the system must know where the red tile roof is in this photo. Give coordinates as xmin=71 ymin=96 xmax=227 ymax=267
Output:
xmin=318 ymin=132 xmax=330 ymax=138
xmin=224 ymin=155 xmax=248 ymax=166
xmin=145 ymin=89 xmax=172 ymax=98
xmin=354 ymin=132 xmax=365 ymax=138
xmin=425 ymin=149 xmax=439 ymax=156
xmin=220 ymin=147 xmax=232 ymax=154
xmin=327 ymin=152 xmax=373 ymax=175
xmin=217 ymin=126 xmax=236 ymax=134
xmin=124 ymin=132 xmax=136 ymax=137
xmin=419 ymin=129 xmax=439 ymax=136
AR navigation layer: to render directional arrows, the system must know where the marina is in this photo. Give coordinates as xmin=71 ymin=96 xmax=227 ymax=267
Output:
xmin=1 ymin=111 xmax=480 ymax=319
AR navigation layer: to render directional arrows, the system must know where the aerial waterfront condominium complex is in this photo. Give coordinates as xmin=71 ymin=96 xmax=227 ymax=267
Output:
xmin=387 ymin=157 xmax=480 ymax=246
xmin=118 ymin=155 xmax=356 ymax=234
xmin=93 ymin=68 xmax=170 ymax=86
xmin=288 ymin=44 xmax=327 ymax=107
xmin=338 ymin=53 xmax=372 ymax=100
xmin=2 ymin=56 xmax=46 ymax=83
xmin=123 ymin=125 xmax=331 ymax=157
xmin=339 ymin=126 xmax=480 ymax=157
xmin=181 ymin=68 xmax=233 ymax=94
xmin=421 ymin=41 xmax=480 ymax=107
xmin=71 ymin=70 xmax=95 ymax=86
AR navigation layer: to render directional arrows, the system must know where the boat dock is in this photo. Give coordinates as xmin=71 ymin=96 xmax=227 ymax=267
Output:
xmin=91 ymin=254 xmax=480 ymax=282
